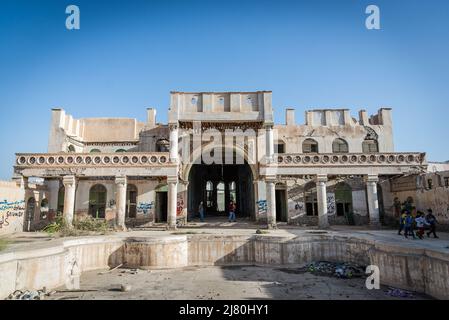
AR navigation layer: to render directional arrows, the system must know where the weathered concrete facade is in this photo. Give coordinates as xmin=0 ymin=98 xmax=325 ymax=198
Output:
xmin=380 ymin=168 xmax=449 ymax=230
xmin=12 ymin=91 xmax=427 ymax=230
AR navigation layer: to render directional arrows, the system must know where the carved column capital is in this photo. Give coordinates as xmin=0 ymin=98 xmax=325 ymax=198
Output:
xmin=63 ymin=175 xmax=76 ymax=188
xmin=115 ymin=176 xmax=127 ymax=187
xmin=365 ymin=174 xmax=379 ymax=183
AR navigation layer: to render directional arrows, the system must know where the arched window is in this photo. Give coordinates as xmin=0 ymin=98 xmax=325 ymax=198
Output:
xmin=90 ymin=149 xmax=101 ymax=153
xmin=25 ymin=197 xmax=36 ymax=231
xmin=332 ymin=138 xmax=348 ymax=153
xmin=229 ymin=181 xmax=236 ymax=202
xmin=274 ymin=140 xmax=285 ymax=154
xmin=156 ymin=139 xmax=170 ymax=152
xmin=303 ymin=139 xmax=318 ymax=153
xmin=116 ymin=149 xmax=127 ymax=153
xmin=216 ymin=182 xmax=225 ymax=212
xmin=206 ymin=181 xmax=214 ymax=208
xmin=89 ymin=184 xmax=107 ymax=218
xmin=67 ymin=145 xmax=76 ymax=152
xmin=362 ymin=139 xmax=378 ymax=153
xmin=334 ymin=183 xmax=352 ymax=217
xmin=40 ymin=199 xmax=49 ymax=219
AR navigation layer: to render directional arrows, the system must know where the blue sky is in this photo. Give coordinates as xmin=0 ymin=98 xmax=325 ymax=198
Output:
xmin=0 ymin=0 xmax=448 ymax=180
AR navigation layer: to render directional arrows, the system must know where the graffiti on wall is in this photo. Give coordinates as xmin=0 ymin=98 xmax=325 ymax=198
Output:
xmin=287 ymin=185 xmax=306 ymax=217
xmin=137 ymin=202 xmax=154 ymax=215
xmin=257 ymin=200 xmax=267 ymax=215
xmin=0 ymin=200 xmax=25 ymax=229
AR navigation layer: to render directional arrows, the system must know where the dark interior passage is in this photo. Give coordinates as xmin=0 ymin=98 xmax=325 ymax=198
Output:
xmin=188 ymin=163 xmax=254 ymax=220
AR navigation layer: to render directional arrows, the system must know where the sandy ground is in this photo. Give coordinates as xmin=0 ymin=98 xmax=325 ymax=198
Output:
xmin=46 ymin=265 xmax=430 ymax=300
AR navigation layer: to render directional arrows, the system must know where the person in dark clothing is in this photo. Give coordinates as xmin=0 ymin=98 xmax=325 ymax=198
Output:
xmin=425 ymin=209 xmax=439 ymax=238
xmin=228 ymin=201 xmax=236 ymax=222
xmin=398 ymin=209 xmax=407 ymax=235
xmin=404 ymin=211 xmax=416 ymax=239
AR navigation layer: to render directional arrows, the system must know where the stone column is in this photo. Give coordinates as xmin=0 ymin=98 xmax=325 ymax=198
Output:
xmin=167 ymin=176 xmax=178 ymax=230
xmin=266 ymin=176 xmax=277 ymax=229
xmin=169 ymin=123 xmax=179 ymax=163
xmin=265 ymin=124 xmax=274 ymax=162
xmin=365 ymin=174 xmax=380 ymax=227
xmin=62 ymin=175 xmax=76 ymax=227
xmin=115 ymin=176 xmax=127 ymax=230
xmin=316 ymin=174 xmax=329 ymax=229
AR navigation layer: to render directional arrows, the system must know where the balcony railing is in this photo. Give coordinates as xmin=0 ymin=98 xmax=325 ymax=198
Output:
xmin=15 ymin=152 xmax=172 ymax=168
xmin=271 ymin=152 xmax=426 ymax=167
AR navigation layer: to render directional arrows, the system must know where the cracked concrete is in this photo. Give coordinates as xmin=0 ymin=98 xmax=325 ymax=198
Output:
xmin=46 ymin=265 xmax=430 ymax=300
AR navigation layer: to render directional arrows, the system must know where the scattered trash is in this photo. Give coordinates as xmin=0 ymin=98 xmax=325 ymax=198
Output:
xmin=7 ymin=289 xmax=47 ymax=300
xmin=385 ymin=287 xmax=414 ymax=298
xmin=302 ymin=261 xmax=366 ymax=279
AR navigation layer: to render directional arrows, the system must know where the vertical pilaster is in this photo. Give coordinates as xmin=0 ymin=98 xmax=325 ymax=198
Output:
xmin=316 ymin=174 xmax=329 ymax=229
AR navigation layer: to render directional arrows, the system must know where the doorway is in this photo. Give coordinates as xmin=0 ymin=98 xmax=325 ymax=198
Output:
xmin=126 ymin=185 xmax=138 ymax=218
xmin=275 ymin=189 xmax=288 ymax=222
xmin=25 ymin=197 xmax=36 ymax=231
xmin=156 ymin=191 xmax=168 ymax=222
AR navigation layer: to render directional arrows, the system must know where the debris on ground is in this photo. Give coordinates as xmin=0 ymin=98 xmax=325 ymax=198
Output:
xmin=120 ymin=285 xmax=132 ymax=292
xmin=385 ymin=287 xmax=414 ymax=298
xmin=300 ymin=261 xmax=366 ymax=279
xmin=6 ymin=288 xmax=48 ymax=300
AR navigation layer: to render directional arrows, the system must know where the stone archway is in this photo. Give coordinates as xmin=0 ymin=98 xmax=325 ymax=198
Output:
xmin=184 ymin=145 xmax=257 ymax=221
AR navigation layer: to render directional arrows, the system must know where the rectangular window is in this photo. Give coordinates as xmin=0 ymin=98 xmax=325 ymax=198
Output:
xmin=444 ymin=177 xmax=449 ymax=188
xmin=275 ymin=144 xmax=285 ymax=154
xmin=428 ymin=179 xmax=433 ymax=189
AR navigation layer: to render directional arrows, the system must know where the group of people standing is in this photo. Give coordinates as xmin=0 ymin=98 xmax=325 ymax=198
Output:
xmin=197 ymin=200 xmax=237 ymax=223
xmin=398 ymin=208 xmax=439 ymax=239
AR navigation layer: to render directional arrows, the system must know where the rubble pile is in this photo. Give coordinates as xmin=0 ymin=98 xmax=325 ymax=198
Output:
xmin=6 ymin=288 xmax=54 ymax=300
xmin=305 ymin=261 xmax=366 ymax=279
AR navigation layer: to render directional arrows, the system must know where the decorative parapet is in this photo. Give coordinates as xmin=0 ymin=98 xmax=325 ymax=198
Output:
xmin=270 ymin=152 xmax=426 ymax=167
xmin=15 ymin=152 xmax=172 ymax=169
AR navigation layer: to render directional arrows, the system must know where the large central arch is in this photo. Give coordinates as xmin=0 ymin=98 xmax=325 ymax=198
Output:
xmin=185 ymin=145 xmax=256 ymax=221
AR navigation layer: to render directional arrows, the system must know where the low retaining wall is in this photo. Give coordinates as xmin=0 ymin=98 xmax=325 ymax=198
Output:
xmin=1 ymin=234 xmax=448 ymax=299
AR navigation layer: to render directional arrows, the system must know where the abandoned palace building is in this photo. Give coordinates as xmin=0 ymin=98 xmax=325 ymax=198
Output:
xmin=10 ymin=91 xmax=430 ymax=232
